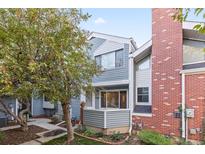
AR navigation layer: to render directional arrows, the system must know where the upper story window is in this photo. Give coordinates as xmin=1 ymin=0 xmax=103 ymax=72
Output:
xmin=101 ymin=52 xmax=115 ymax=69
xmin=95 ymin=50 xmax=124 ymax=70
xmin=183 ymin=40 xmax=205 ymax=64
xmin=136 ymin=57 xmax=150 ymax=71
xmin=115 ymin=50 xmax=124 ymax=67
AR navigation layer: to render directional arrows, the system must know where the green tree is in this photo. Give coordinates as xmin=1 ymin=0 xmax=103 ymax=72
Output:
xmin=173 ymin=8 xmax=205 ymax=34
xmin=0 ymin=9 xmax=100 ymax=143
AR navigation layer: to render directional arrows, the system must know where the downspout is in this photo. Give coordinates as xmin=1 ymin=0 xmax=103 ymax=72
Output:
xmin=181 ymin=73 xmax=187 ymax=140
xmin=128 ymin=52 xmax=134 ymax=135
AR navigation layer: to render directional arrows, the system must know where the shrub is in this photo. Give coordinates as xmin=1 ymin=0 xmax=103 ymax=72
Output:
xmin=75 ymin=125 xmax=87 ymax=133
xmin=138 ymin=130 xmax=172 ymax=145
xmin=0 ymin=131 xmax=5 ymax=141
xmin=95 ymin=132 xmax=104 ymax=138
xmin=84 ymin=129 xmax=97 ymax=137
xmin=110 ymin=132 xmax=124 ymax=141
xmin=177 ymin=139 xmax=192 ymax=145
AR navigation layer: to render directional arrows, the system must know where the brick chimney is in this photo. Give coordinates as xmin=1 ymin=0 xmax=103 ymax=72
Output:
xmin=151 ymin=8 xmax=183 ymax=137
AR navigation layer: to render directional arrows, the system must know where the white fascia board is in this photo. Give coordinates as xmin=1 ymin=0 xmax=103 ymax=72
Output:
xmin=88 ymin=32 xmax=133 ymax=45
xmin=92 ymin=80 xmax=129 ymax=87
xmin=180 ymin=67 xmax=205 ymax=75
xmin=132 ymin=40 xmax=152 ymax=58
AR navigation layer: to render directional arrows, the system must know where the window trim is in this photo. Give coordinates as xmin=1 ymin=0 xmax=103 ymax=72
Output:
xmin=183 ymin=60 xmax=205 ymax=66
xmin=99 ymin=89 xmax=128 ymax=109
xmin=101 ymin=52 xmax=116 ymax=70
xmin=95 ymin=49 xmax=124 ymax=70
xmin=183 ymin=44 xmax=205 ymax=65
xmin=136 ymin=87 xmax=151 ymax=105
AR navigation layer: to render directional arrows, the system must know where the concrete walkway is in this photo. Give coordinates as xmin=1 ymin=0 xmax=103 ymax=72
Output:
xmin=0 ymin=118 xmax=71 ymax=145
xmin=29 ymin=118 xmax=67 ymax=131
xmin=0 ymin=118 xmax=66 ymax=131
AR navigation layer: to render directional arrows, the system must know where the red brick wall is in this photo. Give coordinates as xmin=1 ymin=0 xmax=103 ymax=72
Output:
xmin=185 ymin=73 xmax=205 ymax=140
xmin=133 ymin=8 xmax=183 ymax=137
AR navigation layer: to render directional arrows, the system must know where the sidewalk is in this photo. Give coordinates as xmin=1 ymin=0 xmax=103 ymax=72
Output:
xmin=0 ymin=118 xmax=73 ymax=145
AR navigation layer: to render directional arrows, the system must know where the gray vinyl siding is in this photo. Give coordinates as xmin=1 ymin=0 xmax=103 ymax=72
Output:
xmin=106 ymin=110 xmax=130 ymax=128
xmin=71 ymin=97 xmax=80 ymax=119
xmin=32 ymin=97 xmax=45 ymax=116
xmin=83 ymin=109 xmax=130 ymax=128
xmin=0 ymin=97 xmax=16 ymax=120
xmin=92 ymin=44 xmax=129 ymax=83
xmin=32 ymin=96 xmax=80 ymax=119
xmin=83 ymin=110 xmax=104 ymax=128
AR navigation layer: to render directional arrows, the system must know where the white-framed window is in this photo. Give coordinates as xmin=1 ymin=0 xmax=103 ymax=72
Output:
xmin=95 ymin=50 xmax=124 ymax=70
xmin=136 ymin=57 xmax=150 ymax=71
xmin=115 ymin=50 xmax=124 ymax=67
xmin=183 ymin=44 xmax=205 ymax=64
xmin=137 ymin=87 xmax=149 ymax=103
xmin=101 ymin=52 xmax=115 ymax=69
xmin=100 ymin=90 xmax=127 ymax=109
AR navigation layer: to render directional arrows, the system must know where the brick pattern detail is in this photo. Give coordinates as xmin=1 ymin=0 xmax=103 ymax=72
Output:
xmin=133 ymin=9 xmax=183 ymax=137
xmin=185 ymin=73 xmax=205 ymax=140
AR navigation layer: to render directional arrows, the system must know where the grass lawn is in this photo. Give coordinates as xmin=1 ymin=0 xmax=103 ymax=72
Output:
xmin=43 ymin=134 xmax=106 ymax=145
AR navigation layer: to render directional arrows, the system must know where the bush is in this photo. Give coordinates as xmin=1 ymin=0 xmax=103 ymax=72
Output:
xmin=177 ymin=139 xmax=192 ymax=145
xmin=75 ymin=125 xmax=87 ymax=133
xmin=110 ymin=132 xmax=124 ymax=141
xmin=0 ymin=131 xmax=5 ymax=141
xmin=84 ymin=129 xmax=97 ymax=137
xmin=95 ymin=132 xmax=104 ymax=138
xmin=138 ymin=130 xmax=172 ymax=145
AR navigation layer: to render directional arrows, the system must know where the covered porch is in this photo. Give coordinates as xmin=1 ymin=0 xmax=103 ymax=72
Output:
xmin=81 ymin=84 xmax=131 ymax=134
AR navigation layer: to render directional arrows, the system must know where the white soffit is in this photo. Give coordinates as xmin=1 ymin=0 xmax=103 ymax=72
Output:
xmin=132 ymin=40 xmax=152 ymax=58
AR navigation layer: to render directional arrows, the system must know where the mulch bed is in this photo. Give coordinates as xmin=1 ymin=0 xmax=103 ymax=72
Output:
xmin=74 ymin=129 xmax=129 ymax=145
xmin=0 ymin=125 xmax=47 ymax=145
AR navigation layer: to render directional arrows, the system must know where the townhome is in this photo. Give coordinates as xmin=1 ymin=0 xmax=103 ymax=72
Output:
xmin=82 ymin=9 xmax=205 ymax=141
xmin=0 ymin=8 xmax=205 ymax=141
xmin=82 ymin=32 xmax=137 ymax=134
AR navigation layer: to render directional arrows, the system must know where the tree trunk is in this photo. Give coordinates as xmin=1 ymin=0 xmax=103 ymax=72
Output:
xmin=62 ymin=102 xmax=74 ymax=144
xmin=0 ymin=98 xmax=29 ymax=132
xmin=18 ymin=102 xmax=30 ymax=131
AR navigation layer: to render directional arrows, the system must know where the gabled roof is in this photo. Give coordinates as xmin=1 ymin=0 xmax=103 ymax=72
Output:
xmin=88 ymin=31 xmax=138 ymax=51
xmin=132 ymin=40 xmax=152 ymax=60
